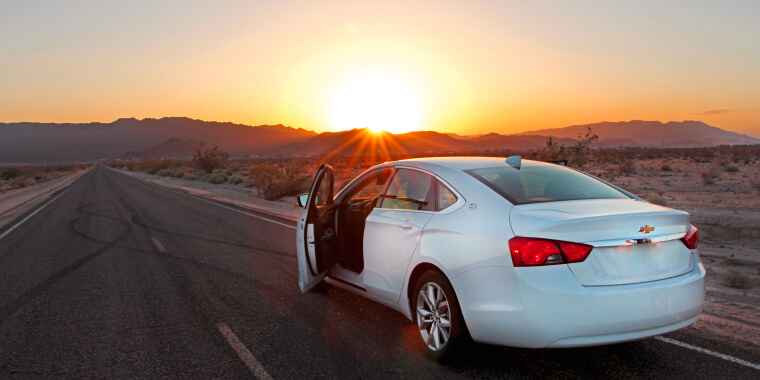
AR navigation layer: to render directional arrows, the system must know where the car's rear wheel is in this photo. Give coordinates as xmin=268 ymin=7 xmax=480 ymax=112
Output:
xmin=413 ymin=270 xmax=468 ymax=360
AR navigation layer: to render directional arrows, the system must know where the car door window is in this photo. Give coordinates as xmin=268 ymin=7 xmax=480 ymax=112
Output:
xmin=436 ymin=180 xmax=458 ymax=211
xmin=347 ymin=169 xmax=392 ymax=203
xmin=314 ymin=170 xmax=333 ymax=206
xmin=380 ymin=169 xmax=435 ymax=211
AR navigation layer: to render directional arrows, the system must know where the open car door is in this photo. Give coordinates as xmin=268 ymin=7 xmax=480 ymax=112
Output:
xmin=297 ymin=164 xmax=338 ymax=292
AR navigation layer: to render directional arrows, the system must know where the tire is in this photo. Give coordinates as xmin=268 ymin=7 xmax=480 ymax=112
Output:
xmin=412 ymin=270 xmax=469 ymax=361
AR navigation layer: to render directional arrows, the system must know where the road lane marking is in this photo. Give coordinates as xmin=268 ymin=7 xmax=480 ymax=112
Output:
xmin=655 ymin=336 xmax=760 ymax=371
xmin=119 ymin=169 xmax=297 ymax=230
xmin=217 ymin=323 xmax=273 ymax=380
xmin=0 ymin=188 xmax=70 ymax=241
xmin=150 ymin=237 xmax=166 ymax=252
xmin=185 ymin=194 xmax=297 ymax=230
xmin=109 ymin=167 xmax=298 ymax=229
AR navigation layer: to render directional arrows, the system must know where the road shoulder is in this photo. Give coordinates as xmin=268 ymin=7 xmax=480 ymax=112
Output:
xmin=0 ymin=167 xmax=91 ymax=233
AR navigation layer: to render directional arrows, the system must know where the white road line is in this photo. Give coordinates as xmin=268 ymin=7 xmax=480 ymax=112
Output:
xmin=150 ymin=237 xmax=166 ymax=252
xmin=217 ymin=323 xmax=273 ymax=380
xmin=183 ymin=193 xmax=297 ymax=230
xmin=655 ymin=336 xmax=760 ymax=371
xmin=128 ymin=172 xmax=297 ymax=230
xmin=0 ymin=188 xmax=70 ymax=241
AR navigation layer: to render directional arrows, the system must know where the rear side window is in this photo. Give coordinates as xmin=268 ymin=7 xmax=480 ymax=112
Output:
xmin=380 ymin=169 xmax=436 ymax=211
xmin=437 ymin=181 xmax=458 ymax=211
xmin=466 ymin=165 xmax=629 ymax=205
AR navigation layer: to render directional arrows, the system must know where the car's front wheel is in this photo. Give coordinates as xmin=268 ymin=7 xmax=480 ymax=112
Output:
xmin=413 ymin=270 xmax=468 ymax=360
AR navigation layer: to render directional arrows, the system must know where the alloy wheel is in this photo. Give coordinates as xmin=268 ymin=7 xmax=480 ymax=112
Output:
xmin=416 ymin=282 xmax=451 ymax=351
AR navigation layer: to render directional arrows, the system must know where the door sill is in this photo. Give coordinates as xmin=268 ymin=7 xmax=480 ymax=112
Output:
xmin=326 ymin=276 xmax=367 ymax=292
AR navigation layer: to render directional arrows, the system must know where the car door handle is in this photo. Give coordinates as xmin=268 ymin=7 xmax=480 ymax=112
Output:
xmin=398 ymin=220 xmax=414 ymax=229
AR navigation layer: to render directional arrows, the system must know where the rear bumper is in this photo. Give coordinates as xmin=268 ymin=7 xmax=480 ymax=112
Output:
xmin=451 ymin=259 xmax=706 ymax=348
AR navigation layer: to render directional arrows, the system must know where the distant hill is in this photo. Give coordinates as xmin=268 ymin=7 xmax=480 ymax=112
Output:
xmin=1 ymin=117 xmax=756 ymax=163
xmin=0 ymin=117 xmax=316 ymax=162
xmin=120 ymin=138 xmax=202 ymax=160
xmin=283 ymin=128 xmax=477 ymax=155
xmin=513 ymin=120 xmax=760 ymax=147
xmin=470 ymin=133 xmax=579 ymax=150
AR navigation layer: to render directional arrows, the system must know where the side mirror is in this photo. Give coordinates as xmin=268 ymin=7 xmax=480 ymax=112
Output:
xmin=296 ymin=193 xmax=309 ymax=207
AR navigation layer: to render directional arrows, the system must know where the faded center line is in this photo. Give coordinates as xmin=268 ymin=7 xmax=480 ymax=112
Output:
xmin=150 ymin=237 xmax=166 ymax=252
xmin=217 ymin=323 xmax=273 ymax=380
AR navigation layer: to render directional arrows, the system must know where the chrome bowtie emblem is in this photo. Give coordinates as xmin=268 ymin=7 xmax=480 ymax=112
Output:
xmin=638 ymin=225 xmax=655 ymax=234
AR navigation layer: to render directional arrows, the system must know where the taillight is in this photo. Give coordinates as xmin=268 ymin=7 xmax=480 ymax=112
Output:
xmin=509 ymin=237 xmax=593 ymax=267
xmin=682 ymin=225 xmax=698 ymax=249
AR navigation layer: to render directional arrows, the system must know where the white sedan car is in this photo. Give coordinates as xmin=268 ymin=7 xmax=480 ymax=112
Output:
xmin=295 ymin=156 xmax=705 ymax=359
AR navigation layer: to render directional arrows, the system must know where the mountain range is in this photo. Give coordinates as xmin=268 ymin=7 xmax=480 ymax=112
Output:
xmin=0 ymin=118 xmax=757 ymax=163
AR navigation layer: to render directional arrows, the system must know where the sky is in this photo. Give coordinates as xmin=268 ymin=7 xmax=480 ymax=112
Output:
xmin=1 ymin=0 xmax=759 ymax=136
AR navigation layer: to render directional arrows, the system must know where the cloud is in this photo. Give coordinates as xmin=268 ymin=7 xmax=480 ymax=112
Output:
xmin=684 ymin=109 xmax=730 ymax=116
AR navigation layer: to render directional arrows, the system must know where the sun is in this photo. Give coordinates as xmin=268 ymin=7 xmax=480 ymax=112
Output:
xmin=330 ymin=70 xmax=422 ymax=134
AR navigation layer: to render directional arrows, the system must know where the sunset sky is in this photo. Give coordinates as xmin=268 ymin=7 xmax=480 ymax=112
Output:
xmin=1 ymin=0 xmax=759 ymax=136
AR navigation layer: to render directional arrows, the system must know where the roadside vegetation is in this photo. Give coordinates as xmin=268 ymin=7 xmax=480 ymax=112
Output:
xmin=110 ymin=142 xmax=760 ymax=204
xmin=0 ymin=164 xmax=90 ymax=195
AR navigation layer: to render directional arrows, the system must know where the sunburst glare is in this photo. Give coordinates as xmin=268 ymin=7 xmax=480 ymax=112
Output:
xmin=330 ymin=70 xmax=422 ymax=134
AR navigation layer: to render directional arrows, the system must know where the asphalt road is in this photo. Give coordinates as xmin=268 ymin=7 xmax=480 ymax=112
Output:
xmin=0 ymin=165 xmax=757 ymax=378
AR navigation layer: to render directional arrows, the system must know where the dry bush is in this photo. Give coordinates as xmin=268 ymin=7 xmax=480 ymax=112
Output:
xmin=1 ymin=167 xmax=23 ymax=180
xmin=701 ymin=171 xmax=717 ymax=185
xmin=660 ymin=164 xmax=673 ymax=172
xmin=207 ymin=173 xmax=228 ymax=184
xmin=229 ymin=174 xmax=244 ymax=185
xmin=192 ymin=144 xmax=230 ymax=173
xmin=619 ymin=160 xmax=636 ymax=175
xmin=249 ymin=159 xmax=315 ymax=200
xmin=724 ymin=165 xmax=739 ymax=173
xmin=723 ymin=268 xmax=753 ymax=289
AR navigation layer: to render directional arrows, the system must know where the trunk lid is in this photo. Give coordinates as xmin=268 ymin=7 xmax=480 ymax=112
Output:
xmin=509 ymin=199 xmax=694 ymax=286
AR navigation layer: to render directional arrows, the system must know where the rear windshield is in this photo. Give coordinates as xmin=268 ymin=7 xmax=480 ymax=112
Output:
xmin=466 ymin=165 xmax=630 ymax=205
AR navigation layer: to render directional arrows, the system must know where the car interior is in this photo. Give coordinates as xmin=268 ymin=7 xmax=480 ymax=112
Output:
xmin=313 ymin=166 xmax=459 ymax=276
xmin=336 ymin=168 xmax=393 ymax=273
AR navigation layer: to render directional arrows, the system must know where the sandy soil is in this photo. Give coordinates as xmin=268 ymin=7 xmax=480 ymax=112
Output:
xmin=0 ymin=168 xmax=90 ymax=231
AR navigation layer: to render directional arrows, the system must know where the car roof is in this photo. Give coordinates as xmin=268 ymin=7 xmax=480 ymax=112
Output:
xmin=392 ymin=156 xmax=552 ymax=171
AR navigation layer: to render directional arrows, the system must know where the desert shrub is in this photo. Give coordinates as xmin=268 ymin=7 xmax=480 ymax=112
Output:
xmin=249 ymin=162 xmax=313 ymax=201
xmin=723 ymin=268 xmax=753 ymax=289
xmin=701 ymin=171 xmax=717 ymax=185
xmin=724 ymin=165 xmax=739 ymax=173
xmin=647 ymin=195 xmax=669 ymax=207
xmin=229 ymin=174 xmax=244 ymax=185
xmin=207 ymin=173 xmax=228 ymax=184
xmin=619 ymin=160 xmax=636 ymax=175
xmin=656 ymin=189 xmax=666 ymax=196
xmin=182 ymin=173 xmax=198 ymax=181
xmin=192 ymin=144 xmax=230 ymax=173
xmin=660 ymin=164 xmax=673 ymax=172
xmin=157 ymin=169 xmax=172 ymax=177
xmin=144 ymin=161 xmax=171 ymax=175
xmin=1 ymin=167 xmax=22 ymax=180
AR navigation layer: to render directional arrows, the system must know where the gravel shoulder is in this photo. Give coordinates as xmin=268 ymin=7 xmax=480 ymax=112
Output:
xmin=0 ymin=167 xmax=91 ymax=232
